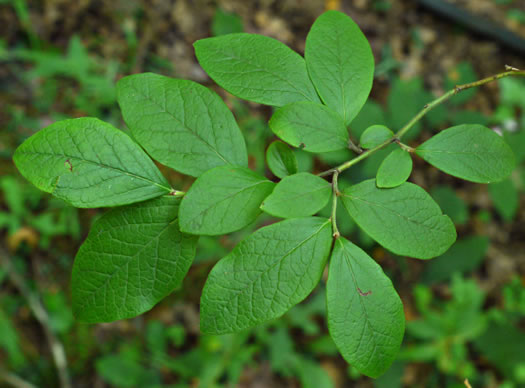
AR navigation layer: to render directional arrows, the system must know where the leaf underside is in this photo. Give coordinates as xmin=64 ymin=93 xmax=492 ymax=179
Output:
xmin=266 ymin=140 xmax=298 ymax=179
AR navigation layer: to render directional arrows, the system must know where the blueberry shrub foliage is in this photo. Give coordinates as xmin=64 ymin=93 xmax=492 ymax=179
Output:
xmin=13 ymin=10 xmax=519 ymax=378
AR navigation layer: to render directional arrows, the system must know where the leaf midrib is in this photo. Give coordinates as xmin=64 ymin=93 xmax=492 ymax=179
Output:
xmin=192 ymin=178 xmax=272 ymax=228
xmin=207 ymin=43 xmax=316 ymax=103
xmin=219 ymin=219 xmax=330 ymax=311
xmin=127 ymin=81 xmax=231 ymax=165
xmin=17 ymin=150 xmax=171 ymax=192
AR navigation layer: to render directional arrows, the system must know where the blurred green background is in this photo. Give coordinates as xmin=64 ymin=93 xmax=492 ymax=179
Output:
xmin=1 ymin=0 xmax=525 ymax=387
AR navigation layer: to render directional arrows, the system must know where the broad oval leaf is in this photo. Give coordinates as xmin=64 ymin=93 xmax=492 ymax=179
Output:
xmin=200 ymin=217 xmax=332 ymax=334
xmin=269 ymin=102 xmax=349 ymax=152
xmin=376 ymin=149 xmax=413 ymax=188
xmin=416 ymin=124 xmax=515 ymax=183
xmin=117 ymin=73 xmax=248 ymax=177
xmin=305 ymin=10 xmax=374 ymax=125
xmin=194 ymin=33 xmax=320 ymax=107
xmin=266 ymin=141 xmax=298 ymax=179
xmin=179 ymin=166 xmax=274 ymax=235
xmin=72 ymin=196 xmax=198 ymax=322
xmin=261 ymin=173 xmax=331 ymax=218
xmin=340 ymin=180 xmax=456 ymax=259
xmin=327 ymin=237 xmax=405 ymax=378
xmin=13 ymin=117 xmax=171 ymax=208
xmin=360 ymin=125 xmax=394 ymax=149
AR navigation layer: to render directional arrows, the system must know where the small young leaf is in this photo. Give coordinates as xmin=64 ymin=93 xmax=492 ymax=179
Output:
xmin=71 ymin=197 xmax=198 ymax=322
xmin=360 ymin=125 xmax=394 ymax=149
xmin=340 ymin=180 xmax=456 ymax=259
xmin=179 ymin=166 xmax=274 ymax=235
xmin=376 ymin=149 xmax=413 ymax=188
xmin=261 ymin=173 xmax=331 ymax=218
xmin=305 ymin=10 xmax=374 ymax=125
xmin=13 ymin=118 xmax=170 ymax=208
xmin=416 ymin=124 xmax=515 ymax=183
xmin=194 ymin=33 xmax=320 ymax=107
xmin=200 ymin=217 xmax=332 ymax=334
xmin=266 ymin=141 xmax=298 ymax=178
xmin=350 ymin=100 xmax=387 ymax=140
xmin=269 ymin=102 xmax=349 ymax=152
xmin=327 ymin=237 xmax=404 ymax=378
xmin=117 ymin=73 xmax=248 ymax=177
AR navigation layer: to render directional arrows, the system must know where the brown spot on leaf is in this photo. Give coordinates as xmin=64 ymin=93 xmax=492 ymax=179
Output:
xmin=65 ymin=159 xmax=73 ymax=172
xmin=357 ymin=287 xmax=372 ymax=296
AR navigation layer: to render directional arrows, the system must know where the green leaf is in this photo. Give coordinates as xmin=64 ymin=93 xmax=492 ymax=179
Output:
xmin=387 ymin=77 xmax=426 ymax=141
xmin=179 ymin=166 xmax=274 ymax=235
xmin=13 ymin=117 xmax=170 ymax=208
xmin=430 ymin=186 xmax=469 ymax=225
xmin=489 ymin=177 xmax=519 ymax=222
xmin=194 ymin=33 xmax=320 ymax=107
xmin=211 ymin=8 xmax=243 ymax=36
xmin=261 ymin=173 xmax=331 ymax=218
xmin=71 ymin=196 xmax=198 ymax=322
xmin=350 ymin=100 xmax=387 ymax=140
xmin=117 ymin=73 xmax=247 ymax=177
xmin=376 ymin=149 xmax=413 ymax=188
xmin=360 ymin=125 xmax=394 ymax=149
xmin=200 ymin=217 xmax=332 ymax=333
xmin=327 ymin=237 xmax=404 ymax=378
xmin=269 ymin=102 xmax=349 ymax=152
xmin=266 ymin=141 xmax=298 ymax=179
xmin=422 ymin=236 xmax=489 ymax=284
xmin=340 ymin=180 xmax=456 ymax=259
xmin=416 ymin=124 xmax=515 ymax=183
xmin=305 ymin=10 xmax=374 ymax=125
xmin=445 ymin=63 xmax=477 ymax=106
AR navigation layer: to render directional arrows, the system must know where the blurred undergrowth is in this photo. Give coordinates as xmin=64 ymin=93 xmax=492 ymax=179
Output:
xmin=0 ymin=1 xmax=524 ymax=387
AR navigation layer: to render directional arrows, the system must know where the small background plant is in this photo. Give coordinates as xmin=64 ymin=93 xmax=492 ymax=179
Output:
xmin=1 ymin=1 xmax=525 ymax=387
